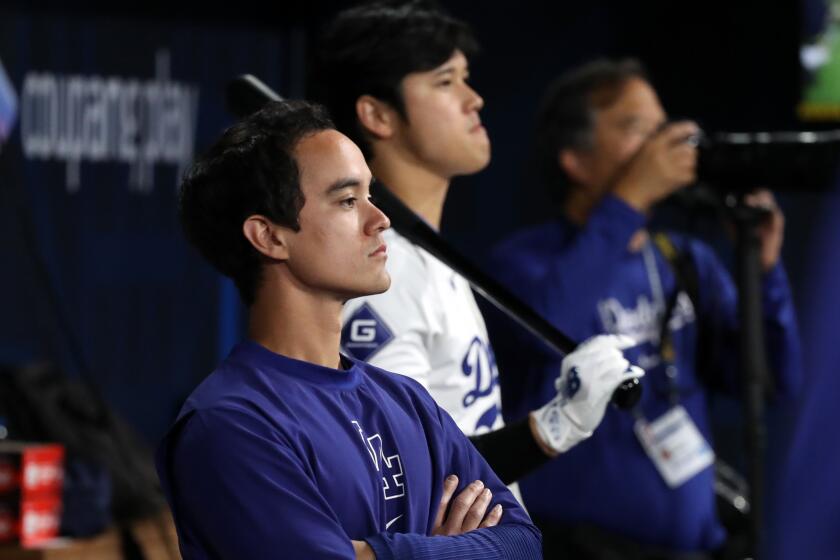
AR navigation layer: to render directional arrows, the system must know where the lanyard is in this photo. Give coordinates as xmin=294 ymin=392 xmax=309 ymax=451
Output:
xmin=635 ymin=240 xmax=682 ymax=417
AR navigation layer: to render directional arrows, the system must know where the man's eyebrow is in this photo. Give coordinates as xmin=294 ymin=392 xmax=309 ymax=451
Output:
xmin=432 ymin=66 xmax=457 ymax=77
xmin=326 ymin=177 xmax=363 ymax=194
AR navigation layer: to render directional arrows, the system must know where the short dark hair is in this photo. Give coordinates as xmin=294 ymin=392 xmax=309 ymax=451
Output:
xmin=179 ymin=100 xmax=334 ymax=305
xmin=311 ymin=1 xmax=479 ymax=160
xmin=535 ymin=58 xmax=647 ymax=197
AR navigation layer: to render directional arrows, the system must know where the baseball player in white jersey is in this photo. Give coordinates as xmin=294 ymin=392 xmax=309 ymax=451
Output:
xmin=343 ymin=229 xmax=504 ymax=436
xmin=315 ymin=2 xmax=643 ymax=489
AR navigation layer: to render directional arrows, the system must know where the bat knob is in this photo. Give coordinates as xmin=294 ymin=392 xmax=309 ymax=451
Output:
xmin=611 ymin=377 xmax=642 ymax=409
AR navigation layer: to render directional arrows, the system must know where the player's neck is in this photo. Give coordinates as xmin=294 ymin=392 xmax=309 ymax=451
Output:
xmin=370 ymin=152 xmax=450 ymax=230
xmin=563 ymin=185 xmax=601 ymax=225
xmin=247 ymin=278 xmax=343 ymax=370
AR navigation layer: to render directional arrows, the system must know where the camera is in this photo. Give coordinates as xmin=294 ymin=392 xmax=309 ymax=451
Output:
xmin=696 ymin=129 xmax=840 ymax=193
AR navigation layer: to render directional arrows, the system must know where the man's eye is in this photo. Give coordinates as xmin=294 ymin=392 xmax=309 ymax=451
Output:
xmin=340 ymin=197 xmax=357 ymax=208
xmin=436 ymin=80 xmax=453 ymax=87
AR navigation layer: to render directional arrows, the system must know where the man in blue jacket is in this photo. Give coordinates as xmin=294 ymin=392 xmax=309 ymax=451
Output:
xmin=489 ymin=59 xmax=802 ymax=558
xmin=156 ymin=100 xmax=543 ymax=559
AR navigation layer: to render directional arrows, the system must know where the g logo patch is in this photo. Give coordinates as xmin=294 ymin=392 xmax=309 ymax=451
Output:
xmin=341 ymin=303 xmax=394 ymax=361
xmin=350 ymin=319 xmax=378 ymax=343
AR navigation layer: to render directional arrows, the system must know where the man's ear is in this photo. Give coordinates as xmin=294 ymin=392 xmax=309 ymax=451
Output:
xmin=242 ymin=215 xmax=290 ymax=260
xmin=356 ymin=95 xmax=396 ymax=139
xmin=559 ymin=148 xmax=591 ymax=186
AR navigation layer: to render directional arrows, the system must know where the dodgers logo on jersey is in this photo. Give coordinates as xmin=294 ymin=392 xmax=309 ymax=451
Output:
xmin=461 ymin=337 xmax=498 ymax=408
xmin=342 ymin=303 xmax=394 ymax=361
xmin=597 ymin=292 xmax=696 ymax=345
xmin=598 ymin=292 xmax=696 ymax=369
xmin=352 ymin=420 xmax=406 ymax=531
xmin=461 ymin=337 xmax=500 ymax=432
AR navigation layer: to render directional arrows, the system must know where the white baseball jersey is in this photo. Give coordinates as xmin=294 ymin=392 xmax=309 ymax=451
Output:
xmin=342 ymin=229 xmax=504 ymax=437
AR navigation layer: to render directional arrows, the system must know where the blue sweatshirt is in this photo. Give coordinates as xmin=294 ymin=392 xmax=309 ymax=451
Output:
xmin=156 ymin=341 xmax=541 ymax=560
xmin=486 ymin=195 xmax=801 ymax=551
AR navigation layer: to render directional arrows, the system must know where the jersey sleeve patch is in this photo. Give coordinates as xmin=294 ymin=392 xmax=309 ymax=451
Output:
xmin=341 ymin=302 xmax=394 ymax=361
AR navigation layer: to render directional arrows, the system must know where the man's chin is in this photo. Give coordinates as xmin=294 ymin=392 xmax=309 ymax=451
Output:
xmin=344 ymin=275 xmax=391 ymax=300
xmin=454 ymin=151 xmax=491 ymax=177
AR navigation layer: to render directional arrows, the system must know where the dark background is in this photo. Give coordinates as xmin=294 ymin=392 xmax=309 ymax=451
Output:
xmin=0 ymin=1 xmax=834 ymax=556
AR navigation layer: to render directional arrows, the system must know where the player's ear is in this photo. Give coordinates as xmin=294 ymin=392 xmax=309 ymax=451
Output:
xmin=356 ymin=95 xmax=396 ymax=139
xmin=559 ymin=148 xmax=592 ymax=186
xmin=242 ymin=215 xmax=290 ymax=261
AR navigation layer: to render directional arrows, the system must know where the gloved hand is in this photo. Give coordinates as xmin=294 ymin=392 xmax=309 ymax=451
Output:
xmin=531 ymin=335 xmax=644 ymax=455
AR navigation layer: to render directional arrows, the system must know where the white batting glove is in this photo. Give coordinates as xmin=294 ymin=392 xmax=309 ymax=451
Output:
xmin=532 ymin=335 xmax=644 ymax=454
